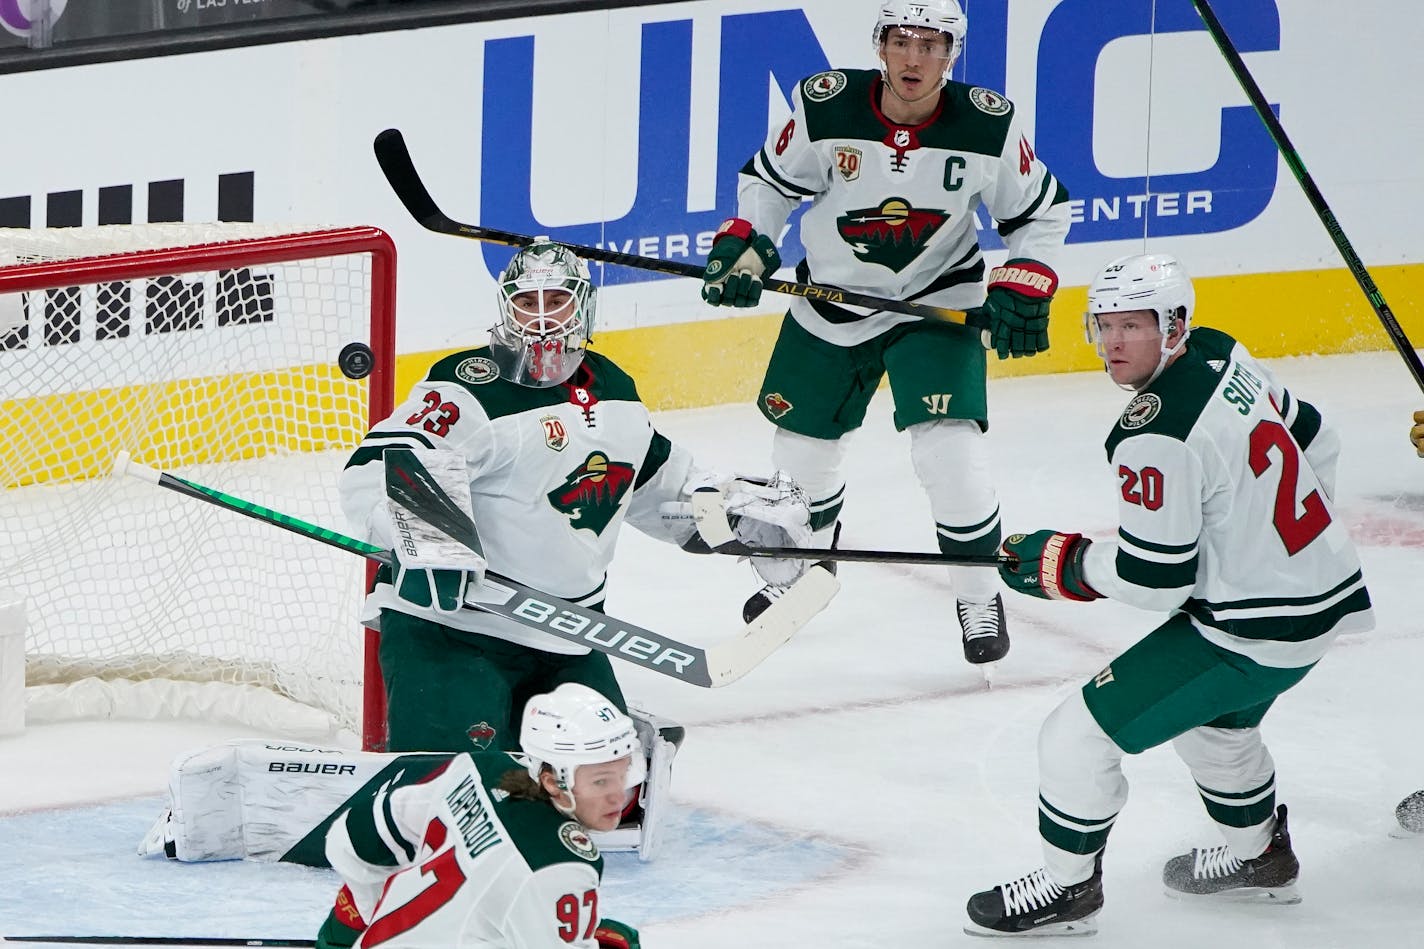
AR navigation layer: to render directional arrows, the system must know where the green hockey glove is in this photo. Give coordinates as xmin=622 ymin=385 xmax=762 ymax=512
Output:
xmin=971 ymin=258 xmax=1057 ymax=359
xmin=701 ymin=217 xmax=782 ymax=308
xmin=999 ymin=530 xmax=1102 ymax=602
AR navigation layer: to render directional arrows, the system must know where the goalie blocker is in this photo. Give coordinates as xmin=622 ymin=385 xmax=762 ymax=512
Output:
xmin=137 ymin=707 xmax=683 ymax=865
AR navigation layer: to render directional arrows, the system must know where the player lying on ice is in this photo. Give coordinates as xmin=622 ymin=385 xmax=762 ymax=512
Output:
xmin=310 ymin=683 xmax=644 ymax=949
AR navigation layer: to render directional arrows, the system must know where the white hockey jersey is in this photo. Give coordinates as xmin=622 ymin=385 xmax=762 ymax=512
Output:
xmin=1082 ymin=328 xmax=1373 ymax=668
xmin=327 ymin=751 xmax=608 ymax=949
xmin=340 ymin=348 xmax=699 ymax=654
xmin=738 ymin=68 xmax=1071 ymax=346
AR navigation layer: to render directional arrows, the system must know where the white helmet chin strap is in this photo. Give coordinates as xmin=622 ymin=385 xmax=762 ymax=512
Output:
xmin=1125 ymin=317 xmax=1188 ymax=392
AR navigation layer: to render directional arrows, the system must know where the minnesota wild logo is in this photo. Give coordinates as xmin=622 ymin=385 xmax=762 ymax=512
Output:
xmin=547 ymin=451 xmax=636 ymax=535
xmin=836 ymin=198 xmax=949 ymax=273
xmin=465 ymin=721 xmax=497 ymax=751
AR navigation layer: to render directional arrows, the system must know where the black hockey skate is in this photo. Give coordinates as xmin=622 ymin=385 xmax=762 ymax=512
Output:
xmin=964 ymin=851 xmax=1103 ymax=937
xmin=742 ymin=523 xmax=840 ymax=623
xmin=1395 ymin=790 xmax=1424 ymax=836
xmin=959 ymin=593 xmax=1009 ymax=665
xmin=1163 ymin=804 xmax=1300 ymax=902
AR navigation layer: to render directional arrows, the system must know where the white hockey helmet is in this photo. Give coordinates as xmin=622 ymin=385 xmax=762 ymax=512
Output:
xmin=491 ymin=239 xmax=596 ymax=388
xmin=1085 ymin=253 xmax=1195 ymax=389
xmin=518 ymin=683 xmax=646 ymax=794
xmin=872 ymin=0 xmax=967 ymax=77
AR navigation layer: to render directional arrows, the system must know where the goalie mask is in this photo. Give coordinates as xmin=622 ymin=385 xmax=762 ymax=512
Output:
xmin=517 ymin=683 xmax=646 ymax=804
xmin=872 ymin=0 xmax=967 ymax=83
xmin=1085 ymin=253 xmax=1195 ymax=391
xmin=491 ymin=239 xmax=596 ymax=388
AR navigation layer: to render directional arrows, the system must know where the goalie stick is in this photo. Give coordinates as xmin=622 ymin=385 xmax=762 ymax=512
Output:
xmin=114 ymin=452 xmax=836 ymax=688
xmin=1191 ymin=0 xmax=1424 ymax=392
xmin=690 ymin=488 xmax=1007 ymax=567
xmin=372 ymin=127 xmax=989 ymax=335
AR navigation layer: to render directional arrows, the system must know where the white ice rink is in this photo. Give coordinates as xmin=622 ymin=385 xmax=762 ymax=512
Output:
xmin=3 ymin=348 xmax=1422 ymax=947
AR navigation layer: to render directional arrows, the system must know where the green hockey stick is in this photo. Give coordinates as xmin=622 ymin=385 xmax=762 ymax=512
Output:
xmin=114 ymin=452 xmax=835 ymax=687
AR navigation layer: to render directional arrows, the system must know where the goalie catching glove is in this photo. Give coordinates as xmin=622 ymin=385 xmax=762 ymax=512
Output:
xmin=971 ymin=259 xmax=1057 ymax=359
xmin=664 ymin=470 xmax=813 ymax=586
xmin=998 ymin=530 xmax=1102 ymax=602
xmin=701 ymin=218 xmax=782 ymax=308
xmin=724 ymin=471 xmax=814 ymax=586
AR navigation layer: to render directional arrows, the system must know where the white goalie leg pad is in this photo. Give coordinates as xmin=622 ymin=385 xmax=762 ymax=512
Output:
xmin=139 ymin=739 xmax=394 ymax=862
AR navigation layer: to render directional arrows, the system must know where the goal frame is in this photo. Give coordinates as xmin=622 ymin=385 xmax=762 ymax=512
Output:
xmin=0 ymin=225 xmax=397 ymax=749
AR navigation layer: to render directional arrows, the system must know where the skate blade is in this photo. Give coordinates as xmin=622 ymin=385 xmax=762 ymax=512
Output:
xmin=962 ymin=914 xmax=1098 ymax=938
xmin=974 ymin=660 xmax=1001 ymax=688
xmin=1163 ymin=884 xmax=1300 ymax=905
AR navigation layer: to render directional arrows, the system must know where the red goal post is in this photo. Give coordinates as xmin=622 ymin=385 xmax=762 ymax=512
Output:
xmin=0 ymin=224 xmax=396 ymax=747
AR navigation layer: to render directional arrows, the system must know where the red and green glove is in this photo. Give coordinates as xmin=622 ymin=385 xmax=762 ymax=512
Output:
xmin=999 ymin=530 xmax=1102 ymax=602
xmin=595 ymin=918 xmax=641 ymax=949
xmin=971 ymin=259 xmax=1057 ymax=359
xmin=701 ymin=218 xmax=782 ymax=308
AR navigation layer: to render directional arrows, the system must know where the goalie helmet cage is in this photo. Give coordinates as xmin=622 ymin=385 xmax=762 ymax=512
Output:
xmin=0 ymin=223 xmax=396 ymax=748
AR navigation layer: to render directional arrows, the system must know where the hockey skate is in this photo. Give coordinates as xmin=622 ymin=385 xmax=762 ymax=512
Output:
xmin=743 ymin=523 xmax=840 ymax=624
xmin=964 ymin=851 xmax=1103 ymax=937
xmin=1162 ymin=804 xmax=1300 ymax=902
xmin=958 ymin=593 xmax=1009 ymax=680
xmin=1391 ymin=790 xmax=1424 ymax=838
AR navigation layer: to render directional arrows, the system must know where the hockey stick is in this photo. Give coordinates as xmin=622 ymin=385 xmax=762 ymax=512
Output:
xmin=2 ymin=934 xmax=314 ymax=940
xmin=114 ymin=453 xmax=836 ymax=687
xmin=1191 ymin=0 xmax=1424 ymax=392
xmin=690 ymin=489 xmax=1006 ymax=566
xmin=372 ymin=127 xmax=988 ymax=333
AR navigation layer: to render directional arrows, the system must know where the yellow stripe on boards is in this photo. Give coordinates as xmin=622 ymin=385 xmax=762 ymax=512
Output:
xmin=246 ymin=260 xmax=1424 ymax=470
xmin=0 ymin=367 xmax=366 ymax=489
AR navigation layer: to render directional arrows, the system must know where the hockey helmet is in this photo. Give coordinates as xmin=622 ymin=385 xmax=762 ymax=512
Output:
xmin=491 ymin=239 xmax=596 ymax=388
xmin=518 ymin=683 xmax=646 ymax=794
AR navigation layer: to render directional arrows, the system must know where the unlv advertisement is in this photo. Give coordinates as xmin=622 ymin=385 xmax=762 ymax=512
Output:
xmin=1 ymin=0 xmax=1419 ymax=356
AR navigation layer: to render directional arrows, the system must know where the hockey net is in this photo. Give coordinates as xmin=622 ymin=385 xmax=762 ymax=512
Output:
xmin=0 ymin=223 xmax=395 ymax=743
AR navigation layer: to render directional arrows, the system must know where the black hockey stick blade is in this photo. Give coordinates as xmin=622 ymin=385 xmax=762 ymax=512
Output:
xmin=2 ymin=934 xmax=314 ymax=940
xmin=724 ymin=541 xmax=1005 ymax=567
xmin=372 ymin=128 xmax=986 ymax=331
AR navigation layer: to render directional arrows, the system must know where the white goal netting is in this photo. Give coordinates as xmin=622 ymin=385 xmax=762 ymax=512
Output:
xmin=0 ymin=223 xmax=395 ymax=738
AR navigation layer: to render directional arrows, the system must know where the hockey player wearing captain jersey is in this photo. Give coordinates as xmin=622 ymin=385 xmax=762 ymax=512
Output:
xmin=963 ymin=254 xmax=1375 ymax=936
xmin=313 ymin=683 xmax=645 ymax=949
xmin=699 ymin=0 xmax=1070 ymax=672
